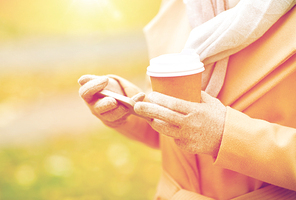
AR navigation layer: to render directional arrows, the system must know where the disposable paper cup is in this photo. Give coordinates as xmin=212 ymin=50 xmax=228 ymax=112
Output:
xmin=147 ymin=49 xmax=205 ymax=102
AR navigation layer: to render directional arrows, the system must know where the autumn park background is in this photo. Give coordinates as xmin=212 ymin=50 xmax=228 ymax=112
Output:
xmin=0 ymin=0 xmax=162 ymax=199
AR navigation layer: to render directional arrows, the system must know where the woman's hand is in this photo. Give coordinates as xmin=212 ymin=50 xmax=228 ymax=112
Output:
xmin=134 ymin=91 xmax=226 ymax=157
xmin=78 ymin=74 xmax=144 ymax=128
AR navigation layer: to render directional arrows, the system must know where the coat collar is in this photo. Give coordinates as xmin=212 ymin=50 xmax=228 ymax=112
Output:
xmin=218 ymin=6 xmax=296 ymax=111
xmin=143 ymin=0 xmax=191 ymax=59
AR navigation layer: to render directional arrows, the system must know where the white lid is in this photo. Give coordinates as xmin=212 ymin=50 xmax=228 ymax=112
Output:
xmin=147 ymin=49 xmax=205 ymax=77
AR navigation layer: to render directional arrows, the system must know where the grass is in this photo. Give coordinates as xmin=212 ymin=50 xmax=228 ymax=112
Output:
xmin=0 ymin=127 xmax=161 ymax=200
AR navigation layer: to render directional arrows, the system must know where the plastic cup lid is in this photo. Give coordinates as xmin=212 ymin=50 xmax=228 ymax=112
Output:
xmin=147 ymin=49 xmax=205 ymax=77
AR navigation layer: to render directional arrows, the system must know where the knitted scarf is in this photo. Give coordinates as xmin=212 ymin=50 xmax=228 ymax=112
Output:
xmin=184 ymin=0 xmax=296 ymax=97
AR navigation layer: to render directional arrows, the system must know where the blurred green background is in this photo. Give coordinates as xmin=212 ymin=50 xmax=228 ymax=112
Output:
xmin=0 ymin=0 xmax=162 ymax=199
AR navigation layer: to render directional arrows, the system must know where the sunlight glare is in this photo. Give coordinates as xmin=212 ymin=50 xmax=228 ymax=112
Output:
xmin=71 ymin=0 xmax=123 ymax=21
xmin=79 ymin=0 xmax=101 ymax=5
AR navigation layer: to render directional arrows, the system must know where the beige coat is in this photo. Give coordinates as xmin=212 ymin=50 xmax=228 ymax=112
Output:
xmin=144 ymin=1 xmax=296 ymax=199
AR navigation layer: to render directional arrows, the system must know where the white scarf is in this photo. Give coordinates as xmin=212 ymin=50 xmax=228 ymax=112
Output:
xmin=184 ymin=0 xmax=296 ymax=97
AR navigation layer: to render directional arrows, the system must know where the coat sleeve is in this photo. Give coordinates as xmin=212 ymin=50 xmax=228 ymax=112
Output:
xmin=214 ymin=106 xmax=296 ymax=191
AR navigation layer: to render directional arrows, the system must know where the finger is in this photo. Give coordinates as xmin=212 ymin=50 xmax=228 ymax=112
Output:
xmin=78 ymin=74 xmax=99 ymax=86
xmin=131 ymin=92 xmax=145 ymax=102
xmin=148 ymin=118 xmax=180 ymax=138
xmin=100 ymin=104 xmax=129 ymax=122
xmin=147 ymin=92 xmax=194 ymax=115
xmin=93 ymin=97 xmax=118 ymax=114
xmin=134 ymin=102 xmax=184 ymax=126
xmin=105 ymin=78 xmax=124 ymax=95
xmin=200 ymin=91 xmax=215 ymax=103
xmin=79 ymin=77 xmax=109 ymax=102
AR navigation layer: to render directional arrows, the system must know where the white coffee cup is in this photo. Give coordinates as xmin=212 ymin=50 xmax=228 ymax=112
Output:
xmin=147 ymin=49 xmax=205 ymax=102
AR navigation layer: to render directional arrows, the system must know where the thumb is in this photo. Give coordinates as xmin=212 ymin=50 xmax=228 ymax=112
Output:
xmin=79 ymin=76 xmax=109 ymax=102
xmin=201 ymin=91 xmax=215 ymax=103
xmin=78 ymin=74 xmax=99 ymax=86
xmin=131 ymin=92 xmax=146 ymax=102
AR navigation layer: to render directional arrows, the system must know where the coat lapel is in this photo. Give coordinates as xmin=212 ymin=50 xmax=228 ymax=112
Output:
xmin=218 ymin=6 xmax=296 ymax=111
xmin=143 ymin=0 xmax=191 ymax=58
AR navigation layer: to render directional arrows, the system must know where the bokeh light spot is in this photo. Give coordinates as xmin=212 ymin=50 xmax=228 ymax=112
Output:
xmin=44 ymin=155 xmax=73 ymax=177
xmin=107 ymin=143 xmax=130 ymax=167
xmin=15 ymin=164 xmax=36 ymax=186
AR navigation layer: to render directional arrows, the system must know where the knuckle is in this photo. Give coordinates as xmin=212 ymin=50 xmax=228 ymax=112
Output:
xmin=94 ymin=97 xmax=117 ymax=114
xmin=103 ymin=105 xmax=129 ymax=122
